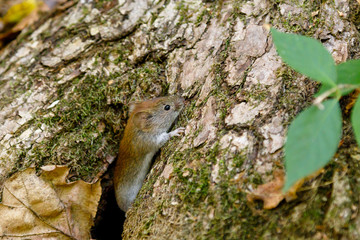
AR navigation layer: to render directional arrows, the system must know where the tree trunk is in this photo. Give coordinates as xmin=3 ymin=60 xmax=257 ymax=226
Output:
xmin=0 ymin=0 xmax=359 ymax=239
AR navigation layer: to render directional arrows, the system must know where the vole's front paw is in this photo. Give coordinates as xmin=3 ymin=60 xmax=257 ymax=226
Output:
xmin=169 ymin=127 xmax=185 ymax=137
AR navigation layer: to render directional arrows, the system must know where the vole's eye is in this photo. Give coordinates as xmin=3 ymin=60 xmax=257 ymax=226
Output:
xmin=164 ymin=105 xmax=171 ymax=111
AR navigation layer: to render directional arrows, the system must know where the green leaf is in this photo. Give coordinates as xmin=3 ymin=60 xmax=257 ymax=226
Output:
xmin=284 ymin=99 xmax=342 ymax=191
xmin=337 ymin=60 xmax=360 ymax=85
xmin=271 ymin=28 xmax=336 ymax=86
xmin=314 ymin=84 xmax=333 ymax=98
xmin=316 ymin=59 xmax=360 ymax=97
xmin=351 ymin=97 xmax=360 ymax=147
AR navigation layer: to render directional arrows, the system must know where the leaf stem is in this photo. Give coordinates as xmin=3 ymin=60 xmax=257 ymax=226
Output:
xmin=313 ymin=84 xmax=359 ymax=109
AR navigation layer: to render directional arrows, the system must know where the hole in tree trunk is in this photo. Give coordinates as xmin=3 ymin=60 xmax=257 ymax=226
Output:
xmin=91 ymin=172 xmax=125 ymax=240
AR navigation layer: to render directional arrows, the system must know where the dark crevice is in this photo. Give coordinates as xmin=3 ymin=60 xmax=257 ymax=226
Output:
xmin=91 ymin=166 xmax=125 ymax=240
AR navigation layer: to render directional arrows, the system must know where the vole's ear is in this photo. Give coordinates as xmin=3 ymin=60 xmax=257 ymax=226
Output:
xmin=132 ymin=111 xmax=153 ymax=131
xmin=128 ymin=102 xmax=139 ymax=114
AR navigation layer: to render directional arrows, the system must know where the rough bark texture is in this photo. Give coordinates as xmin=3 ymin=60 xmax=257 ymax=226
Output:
xmin=1 ymin=0 xmax=360 ymax=239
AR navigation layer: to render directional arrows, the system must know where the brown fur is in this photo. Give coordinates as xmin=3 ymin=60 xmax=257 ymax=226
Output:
xmin=114 ymin=96 xmax=184 ymax=211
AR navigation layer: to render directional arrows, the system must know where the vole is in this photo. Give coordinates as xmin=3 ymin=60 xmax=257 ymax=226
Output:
xmin=114 ymin=96 xmax=185 ymax=212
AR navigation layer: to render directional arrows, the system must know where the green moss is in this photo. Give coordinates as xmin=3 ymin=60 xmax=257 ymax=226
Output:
xmin=141 ymin=213 xmax=156 ymax=235
xmin=16 ymin=57 xmax=168 ymax=180
xmin=93 ymin=53 xmax=99 ymax=66
xmin=176 ymin=1 xmax=192 ymax=26
xmin=349 ymin=1 xmax=360 ymax=29
xmin=270 ymin=0 xmax=323 ymax=37
xmin=17 ymin=26 xmax=34 ymax=44
xmin=0 ymin=78 xmax=33 ymax=109
xmin=82 ymin=5 xmax=90 ymax=15
xmin=40 ymin=30 xmax=52 ymax=40
xmin=166 ymin=140 xmax=273 ymax=239
xmin=241 ymin=83 xmax=271 ymax=102
xmin=95 ymin=0 xmax=114 ymax=10
xmin=232 ymin=1 xmax=247 ymax=21
xmin=196 ymin=8 xmax=211 ymax=26
xmin=275 ymin=66 xmax=315 ymax=120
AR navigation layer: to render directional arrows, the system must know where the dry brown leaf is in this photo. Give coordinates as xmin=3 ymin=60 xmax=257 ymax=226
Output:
xmin=0 ymin=165 xmax=101 ymax=239
xmin=247 ymin=170 xmax=301 ymax=209
xmin=0 ymin=1 xmax=50 ymax=47
xmin=345 ymin=89 xmax=360 ymax=114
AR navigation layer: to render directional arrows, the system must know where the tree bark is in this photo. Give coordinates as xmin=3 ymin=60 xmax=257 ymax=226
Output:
xmin=0 ymin=0 xmax=359 ymax=239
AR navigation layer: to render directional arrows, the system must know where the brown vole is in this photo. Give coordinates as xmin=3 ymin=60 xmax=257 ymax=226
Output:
xmin=114 ymin=96 xmax=185 ymax=212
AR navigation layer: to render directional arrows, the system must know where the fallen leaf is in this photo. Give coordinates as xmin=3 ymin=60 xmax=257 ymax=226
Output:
xmin=2 ymin=0 xmax=38 ymax=25
xmin=345 ymin=89 xmax=360 ymax=114
xmin=247 ymin=169 xmax=300 ymax=209
xmin=0 ymin=0 xmax=50 ymax=47
xmin=0 ymin=165 xmax=101 ymax=239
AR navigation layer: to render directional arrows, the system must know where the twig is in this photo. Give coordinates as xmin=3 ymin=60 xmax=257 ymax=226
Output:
xmin=313 ymin=87 xmax=338 ymax=109
xmin=313 ymin=84 xmax=359 ymax=109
